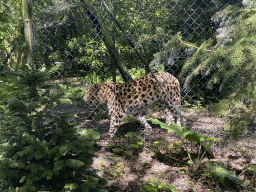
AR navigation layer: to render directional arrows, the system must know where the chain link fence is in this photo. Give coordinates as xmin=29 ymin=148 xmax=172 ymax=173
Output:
xmin=32 ymin=0 xmax=255 ymax=156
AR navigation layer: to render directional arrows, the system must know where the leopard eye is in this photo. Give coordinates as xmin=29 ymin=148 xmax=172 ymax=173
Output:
xmin=90 ymin=95 xmax=96 ymax=100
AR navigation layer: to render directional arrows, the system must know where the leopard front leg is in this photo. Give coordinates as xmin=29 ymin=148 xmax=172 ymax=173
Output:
xmin=165 ymin=108 xmax=181 ymax=127
xmin=165 ymin=109 xmax=174 ymax=126
xmin=109 ymin=114 xmax=121 ymax=137
xmin=174 ymin=113 xmax=181 ymax=127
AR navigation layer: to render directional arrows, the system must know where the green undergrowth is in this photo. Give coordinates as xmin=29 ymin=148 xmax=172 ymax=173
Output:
xmin=99 ymin=119 xmax=249 ymax=191
xmin=141 ymin=178 xmax=177 ymax=192
xmin=108 ymin=132 xmax=144 ymax=158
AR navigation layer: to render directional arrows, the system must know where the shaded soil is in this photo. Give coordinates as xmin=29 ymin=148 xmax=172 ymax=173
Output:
xmin=52 ymin=103 xmax=256 ymax=191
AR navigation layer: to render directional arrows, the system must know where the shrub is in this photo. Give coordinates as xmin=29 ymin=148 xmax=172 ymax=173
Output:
xmin=0 ymin=70 xmax=106 ymax=191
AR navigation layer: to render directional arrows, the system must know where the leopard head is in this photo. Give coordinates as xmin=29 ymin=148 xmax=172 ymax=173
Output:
xmin=84 ymin=83 xmax=111 ymax=105
xmin=83 ymin=84 xmax=100 ymax=105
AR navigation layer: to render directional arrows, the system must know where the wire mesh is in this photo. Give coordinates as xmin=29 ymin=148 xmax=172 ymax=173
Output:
xmin=32 ymin=0 xmax=255 ymax=156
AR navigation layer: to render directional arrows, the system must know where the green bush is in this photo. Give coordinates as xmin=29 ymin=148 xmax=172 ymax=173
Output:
xmin=0 ymin=70 xmax=106 ymax=191
xmin=210 ymin=97 xmax=255 ymax=140
xmin=181 ymin=6 xmax=256 ymax=100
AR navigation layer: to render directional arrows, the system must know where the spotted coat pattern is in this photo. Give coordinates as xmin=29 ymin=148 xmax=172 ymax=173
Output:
xmin=83 ymin=72 xmax=181 ymax=137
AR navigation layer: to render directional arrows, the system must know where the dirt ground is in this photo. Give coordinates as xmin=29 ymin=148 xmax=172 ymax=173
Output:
xmin=53 ymin=103 xmax=256 ymax=191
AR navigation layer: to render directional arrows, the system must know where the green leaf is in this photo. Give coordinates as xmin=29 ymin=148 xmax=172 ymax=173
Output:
xmin=59 ymin=146 xmax=67 ymax=155
xmin=185 ymin=132 xmax=201 ymax=142
xmin=201 ymin=172 xmax=211 ymax=177
xmin=204 ymin=160 xmax=212 ymax=167
xmin=20 ymin=176 xmax=26 ymax=183
xmin=130 ymin=144 xmax=138 ymax=148
xmin=64 ymin=183 xmax=78 ymax=190
xmin=148 ymin=118 xmax=179 ymax=132
xmin=137 ymin=141 xmax=143 ymax=146
xmin=202 ymin=139 xmax=219 ymax=152
xmin=81 ymin=129 xmax=101 ymax=140
xmin=180 ymin=128 xmax=195 ymax=140
xmin=211 ymin=161 xmax=244 ymax=184
xmin=148 ymin=118 xmax=193 ymax=139
xmin=153 ymin=178 xmax=161 ymax=183
xmin=126 ymin=131 xmax=139 ymax=137
xmin=65 ymin=159 xmax=85 ymax=168
xmin=48 ymin=62 xmax=64 ymax=73
xmin=54 ymin=160 xmax=64 ymax=173
xmin=58 ymin=98 xmax=72 ymax=104
xmin=170 ymin=141 xmax=179 ymax=147
xmin=112 ymin=148 xmax=123 ymax=153
xmin=112 ymin=136 xmax=121 ymax=141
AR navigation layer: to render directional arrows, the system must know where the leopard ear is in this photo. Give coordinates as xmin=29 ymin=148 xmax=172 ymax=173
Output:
xmin=91 ymin=84 xmax=100 ymax=93
xmin=93 ymin=84 xmax=99 ymax=89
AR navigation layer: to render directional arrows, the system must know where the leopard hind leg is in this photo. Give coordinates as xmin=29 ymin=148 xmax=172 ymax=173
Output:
xmin=136 ymin=115 xmax=153 ymax=136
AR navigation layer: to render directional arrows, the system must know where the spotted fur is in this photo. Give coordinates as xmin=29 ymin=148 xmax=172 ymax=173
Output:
xmin=83 ymin=72 xmax=181 ymax=137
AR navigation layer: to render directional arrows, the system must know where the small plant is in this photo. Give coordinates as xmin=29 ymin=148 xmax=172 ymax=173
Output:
xmin=247 ymin=163 xmax=256 ymax=190
xmin=137 ymin=171 xmax=143 ymax=178
xmin=152 ymin=139 xmax=184 ymax=160
xmin=183 ymin=99 xmax=204 ymax=112
xmin=100 ymin=156 xmax=124 ymax=180
xmin=148 ymin=118 xmax=218 ymax=170
xmin=178 ymin=167 xmax=186 ymax=175
xmin=110 ymin=132 xmax=143 ymax=157
xmin=152 ymin=140 xmax=162 ymax=155
xmin=202 ymin=160 xmax=244 ymax=187
xmin=151 ymin=104 xmax=161 ymax=112
xmin=211 ymin=161 xmax=244 ymax=185
xmin=122 ymin=115 xmax=141 ymax=125
xmin=233 ymin=145 xmax=245 ymax=155
xmin=80 ymin=129 xmax=101 ymax=140
xmin=141 ymin=178 xmax=177 ymax=192
xmin=247 ymin=164 xmax=256 ymax=178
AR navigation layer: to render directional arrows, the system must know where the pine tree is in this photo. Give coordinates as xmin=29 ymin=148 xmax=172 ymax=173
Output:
xmin=0 ymin=70 xmax=106 ymax=191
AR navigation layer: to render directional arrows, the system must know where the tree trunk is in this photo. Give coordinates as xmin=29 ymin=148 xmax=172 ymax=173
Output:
xmin=82 ymin=0 xmax=133 ymax=82
xmin=22 ymin=0 xmax=35 ymax=72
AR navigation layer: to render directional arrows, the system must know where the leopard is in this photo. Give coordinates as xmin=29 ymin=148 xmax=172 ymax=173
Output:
xmin=83 ymin=71 xmax=181 ymax=137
